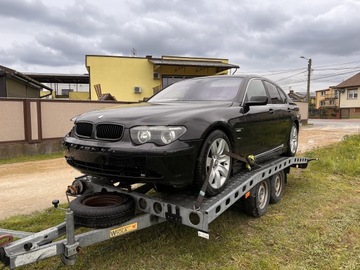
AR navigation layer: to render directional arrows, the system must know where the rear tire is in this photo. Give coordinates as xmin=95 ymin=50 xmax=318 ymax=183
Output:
xmin=242 ymin=179 xmax=270 ymax=217
xmin=195 ymin=130 xmax=232 ymax=196
xmin=286 ymin=123 xmax=298 ymax=156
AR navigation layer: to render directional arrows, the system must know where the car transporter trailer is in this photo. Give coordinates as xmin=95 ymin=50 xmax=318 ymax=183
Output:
xmin=0 ymin=156 xmax=313 ymax=269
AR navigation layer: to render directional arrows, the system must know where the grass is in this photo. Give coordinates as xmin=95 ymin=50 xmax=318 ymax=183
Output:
xmin=0 ymin=152 xmax=64 ymax=165
xmin=1 ymin=135 xmax=360 ymax=269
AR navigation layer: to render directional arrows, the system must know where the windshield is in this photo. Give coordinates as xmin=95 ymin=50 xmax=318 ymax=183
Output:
xmin=149 ymin=77 xmax=243 ymax=102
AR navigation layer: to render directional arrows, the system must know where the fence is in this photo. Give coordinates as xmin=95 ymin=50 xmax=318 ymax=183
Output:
xmin=0 ymin=98 xmax=131 ymax=158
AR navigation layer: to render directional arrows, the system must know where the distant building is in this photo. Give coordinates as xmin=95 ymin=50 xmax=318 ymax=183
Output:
xmin=334 ymin=72 xmax=360 ymax=118
xmin=25 ymin=73 xmax=89 ymax=100
xmin=0 ymin=65 xmax=52 ymax=98
xmin=86 ymin=55 xmax=239 ymax=102
xmin=315 ymin=88 xmax=339 ymax=109
xmin=288 ymin=90 xmax=315 ymax=105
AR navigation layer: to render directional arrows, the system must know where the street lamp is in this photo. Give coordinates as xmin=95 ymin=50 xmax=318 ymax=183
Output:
xmin=300 ymin=56 xmax=312 ymax=103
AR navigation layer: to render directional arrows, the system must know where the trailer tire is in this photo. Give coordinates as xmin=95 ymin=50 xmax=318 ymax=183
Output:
xmin=70 ymin=192 xmax=135 ymax=228
xmin=0 ymin=247 xmax=10 ymax=267
xmin=270 ymin=170 xmax=285 ymax=204
xmin=242 ymin=179 xmax=270 ymax=217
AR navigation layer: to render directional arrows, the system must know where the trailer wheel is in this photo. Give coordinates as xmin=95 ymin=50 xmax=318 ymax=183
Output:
xmin=70 ymin=192 xmax=135 ymax=228
xmin=195 ymin=130 xmax=232 ymax=196
xmin=270 ymin=170 xmax=285 ymax=204
xmin=242 ymin=179 xmax=270 ymax=217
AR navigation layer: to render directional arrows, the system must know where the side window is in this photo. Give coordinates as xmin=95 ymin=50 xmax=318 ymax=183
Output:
xmin=264 ymin=81 xmax=284 ymax=104
xmin=245 ymin=79 xmax=268 ymax=102
xmin=277 ymin=87 xmax=288 ymax=103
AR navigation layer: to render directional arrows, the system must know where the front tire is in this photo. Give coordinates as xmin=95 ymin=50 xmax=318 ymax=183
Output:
xmin=195 ymin=130 xmax=232 ymax=196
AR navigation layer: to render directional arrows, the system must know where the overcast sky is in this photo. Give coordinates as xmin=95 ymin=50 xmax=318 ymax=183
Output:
xmin=1 ymin=0 xmax=360 ymax=92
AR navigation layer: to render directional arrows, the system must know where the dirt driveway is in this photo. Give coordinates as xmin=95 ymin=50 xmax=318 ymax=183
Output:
xmin=0 ymin=119 xmax=359 ymax=220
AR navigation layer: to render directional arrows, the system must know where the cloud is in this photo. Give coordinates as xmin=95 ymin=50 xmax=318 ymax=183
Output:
xmin=270 ymin=1 xmax=360 ymax=56
xmin=0 ymin=0 xmax=359 ymax=90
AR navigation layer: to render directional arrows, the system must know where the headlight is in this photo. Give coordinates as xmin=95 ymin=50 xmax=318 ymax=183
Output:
xmin=130 ymin=126 xmax=187 ymax=145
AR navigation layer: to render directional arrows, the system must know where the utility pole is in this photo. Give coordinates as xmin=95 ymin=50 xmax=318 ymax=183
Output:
xmin=306 ymin=58 xmax=312 ymax=103
xmin=301 ymin=56 xmax=312 ymax=103
xmin=301 ymin=56 xmax=312 ymax=124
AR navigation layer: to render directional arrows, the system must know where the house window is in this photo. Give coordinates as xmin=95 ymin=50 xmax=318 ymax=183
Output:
xmin=320 ymin=101 xmax=325 ymax=106
xmin=321 ymin=91 xmax=325 ymax=96
xmin=162 ymin=76 xmax=192 ymax=89
xmin=329 ymin=100 xmax=334 ymax=105
xmin=347 ymin=89 xmax=358 ymax=99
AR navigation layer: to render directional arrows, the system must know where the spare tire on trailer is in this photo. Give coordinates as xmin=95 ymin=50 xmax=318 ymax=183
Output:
xmin=70 ymin=192 xmax=136 ymax=228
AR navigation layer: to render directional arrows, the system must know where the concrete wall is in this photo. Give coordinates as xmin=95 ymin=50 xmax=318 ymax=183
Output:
xmin=295 ymin=101 xmax=308 ymax=124
xmin=0 ymin=98 xmax=131 ymax=158
xmin=0 ymin=100 xmax=25 ymax=142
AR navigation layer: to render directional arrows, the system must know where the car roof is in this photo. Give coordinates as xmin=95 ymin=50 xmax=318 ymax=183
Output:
xmin=198 ymin=74 xmax=283 ymax=88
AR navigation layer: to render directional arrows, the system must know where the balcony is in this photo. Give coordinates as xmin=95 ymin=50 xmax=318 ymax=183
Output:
xmin=324 ymin=93 xmax=338 ymax=100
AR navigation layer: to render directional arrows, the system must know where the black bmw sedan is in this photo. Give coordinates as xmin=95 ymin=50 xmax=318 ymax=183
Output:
xmin=63 ymin=75 xmax=300 ymax=196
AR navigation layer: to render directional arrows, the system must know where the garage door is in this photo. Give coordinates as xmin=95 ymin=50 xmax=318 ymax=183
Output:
xmin=340 ymin=108 xmax=350 ymax=118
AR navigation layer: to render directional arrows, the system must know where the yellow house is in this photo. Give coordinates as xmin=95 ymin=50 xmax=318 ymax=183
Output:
xmin=315 ymin=88 xmax=339 ymax=109
xmin=86 ymin=55 xmax=239 ymax=102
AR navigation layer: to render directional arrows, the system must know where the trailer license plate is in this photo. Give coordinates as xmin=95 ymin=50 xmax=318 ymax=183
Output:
xmin=110 ymin=223 xmax=138 ymax=238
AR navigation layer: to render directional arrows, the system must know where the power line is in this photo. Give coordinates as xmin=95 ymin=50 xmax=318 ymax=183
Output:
xmin=274 ymin=70 xmax=307 ymax=83
xmin=314 ymin=60 xmax=360 ymax=69
xmin=315 ymin=66 xmax=360 ymax=71
xmin=285 ymin=69 xmax=360 ymax=84
xmin=238 ymin=59 xmax=360 ymax=77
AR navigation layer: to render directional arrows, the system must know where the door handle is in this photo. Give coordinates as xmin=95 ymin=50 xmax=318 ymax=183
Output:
xmin=269 ymin=109 xmax=274 ymax=114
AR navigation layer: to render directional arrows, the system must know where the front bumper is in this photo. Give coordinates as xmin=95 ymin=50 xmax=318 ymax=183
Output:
xmin=63 ymin=136 xmax=202 ymax=188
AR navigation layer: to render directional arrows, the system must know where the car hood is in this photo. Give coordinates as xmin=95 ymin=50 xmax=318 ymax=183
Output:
xmin=75 ymin=101 xmax=233 ymax=127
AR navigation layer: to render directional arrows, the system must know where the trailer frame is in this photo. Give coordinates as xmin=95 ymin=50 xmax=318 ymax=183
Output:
xmin=1 ymin=156 xmax=312 ymax=269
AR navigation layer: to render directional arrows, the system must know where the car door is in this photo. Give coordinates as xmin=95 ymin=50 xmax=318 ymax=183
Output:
xmin=263 ymin=81 xmax=292 ymax=147
xmin=233 ymin=78 xmax=277 ymax=156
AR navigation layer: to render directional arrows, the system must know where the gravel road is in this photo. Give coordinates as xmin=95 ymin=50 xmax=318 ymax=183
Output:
xmin=0 ymin=119 xmax=359 ymax=220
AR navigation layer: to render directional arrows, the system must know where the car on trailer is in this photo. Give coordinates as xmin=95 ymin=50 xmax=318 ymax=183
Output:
xmin=63 ymin=75 xmax=300 ymax=197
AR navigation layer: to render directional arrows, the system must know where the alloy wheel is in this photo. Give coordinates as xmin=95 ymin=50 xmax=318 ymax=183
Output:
xmin=289 ymin=125 xmax=298 ymax=154
xmin=206 ymin=138 xmax=231 ymax=189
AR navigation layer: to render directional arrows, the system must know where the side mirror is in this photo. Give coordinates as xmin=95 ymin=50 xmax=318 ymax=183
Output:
xmin=243 ymin=96 xmax=268 ymax=113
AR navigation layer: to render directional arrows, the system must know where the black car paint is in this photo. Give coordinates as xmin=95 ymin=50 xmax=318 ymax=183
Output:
xmin=63 ymin=75 xmax=299 ymax=188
